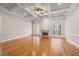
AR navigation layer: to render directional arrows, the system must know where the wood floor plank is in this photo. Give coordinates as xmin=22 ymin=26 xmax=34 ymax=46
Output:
xmin=0 ymin=36 xmax=79 ymax=56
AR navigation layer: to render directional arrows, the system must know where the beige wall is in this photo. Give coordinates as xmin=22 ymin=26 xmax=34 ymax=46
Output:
xmin=0 ymin=11 xmax=32 ymax=42
xmin=65 ymin=5 xmax=79 ymax=48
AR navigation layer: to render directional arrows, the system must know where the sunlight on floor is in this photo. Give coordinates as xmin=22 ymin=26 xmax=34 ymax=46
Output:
xmin=50 ymin=38 xmax=63 ymax=51
xmin=32 ymin=36 xmax=40 ymax=46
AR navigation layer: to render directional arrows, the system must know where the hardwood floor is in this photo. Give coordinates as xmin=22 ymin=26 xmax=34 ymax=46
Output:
xmin=0 ymin=36 xmax=79 ymax=56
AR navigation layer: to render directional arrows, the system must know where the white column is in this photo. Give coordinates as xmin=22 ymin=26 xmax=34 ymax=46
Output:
xmin=48 ymin=3 xmax=52 ymax=36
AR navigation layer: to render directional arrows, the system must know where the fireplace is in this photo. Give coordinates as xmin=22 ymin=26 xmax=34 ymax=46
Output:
xmin=41 ymin=30 xmax=49 ymax=36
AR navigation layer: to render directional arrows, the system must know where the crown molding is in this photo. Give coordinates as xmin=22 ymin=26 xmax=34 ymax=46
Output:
xmin=11 ymin=3 xmax=70 ymax=18
xmin=0 ymin=7 xmax=32 ymax=21
xmin=0 ymin=3 xmax=75 ymax=21
xmin=65 ymin=4 xmax=79 ymax=19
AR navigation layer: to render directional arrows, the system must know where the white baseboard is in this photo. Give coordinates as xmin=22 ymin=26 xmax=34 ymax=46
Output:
xmin=0 ymin=32 xmax=31 ymax=43
xmin=66 ymin=39 xmax=79 ymax=48
xmin=0 ymin=35 xmax=31 ymax=43
xmin=65 ymin=32 xmax=79 ymax=48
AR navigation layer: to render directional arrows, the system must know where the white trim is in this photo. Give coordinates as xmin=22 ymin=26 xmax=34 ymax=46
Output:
xmin=0 ymin=5 xmax=70 ymax=19
xmin=70 ymin=33 xmax=79 ymax=37
xmin=0 ymin=32 xmax=28 ymax=35
xmin=66 ymin=39 xmax=79 ymax=48
xmin=65 ymin=32 xmax=79 ymax=38
xmin=65 ymin=32 xmax=79 ymax=48
xmin=0 ymin=16 xmax=1 ymax=33
xmin=0 ymin=16 xmax=2 ymax=41
xmin=0 ymin=7 xmax=28 ymax=21
xmin=0 ymin=32 xmax=31 ymax=43
xmin=65 ymin=4 xmax=79 ymax=19
xmin=0 ymin=35 xmax=30 ymax=43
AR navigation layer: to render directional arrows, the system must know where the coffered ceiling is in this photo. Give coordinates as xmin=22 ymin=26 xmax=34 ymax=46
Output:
xmin=0 ymin=3 xmax=78 ymax=20
xmin=0 ymin=3 xmax=17 ymax=10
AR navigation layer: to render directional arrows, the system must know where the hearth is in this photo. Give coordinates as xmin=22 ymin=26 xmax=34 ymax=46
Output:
xmin=41 ymin=30 xmax=49 ymax=36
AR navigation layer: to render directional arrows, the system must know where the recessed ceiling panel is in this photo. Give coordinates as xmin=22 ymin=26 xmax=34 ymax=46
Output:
xmin=0 ymin=3 xmax=17 ymax=10
xmin=50 ymin=3 xmax=72 ymax=11
xmin=0 ymin=3 xmax=73 ymax=19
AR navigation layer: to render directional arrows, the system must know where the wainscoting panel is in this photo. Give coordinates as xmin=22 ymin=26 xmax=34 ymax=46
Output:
xmin=0 ymin=36 xmax=1 ymax=42
xmin=0 ymin=32 xmax=31 ymax=42
xmin=65 ymin=33 xmax=79 ymax=48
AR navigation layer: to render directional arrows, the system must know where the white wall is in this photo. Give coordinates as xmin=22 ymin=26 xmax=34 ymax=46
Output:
xmin=65 ymin=5 xmax=79 ymax=48
xmin=40 ymin=16 xmax=65 ymax=36
xmin=0 ymin=11 xmax=32 ymax=42
xmin=0 ymin=16 xmax=2 ymax=40
xmin=40 ymin=17 xmax=50 ymax=30
xmin=32 ymin=16 xmax=65 ymax=36
xmin=40 ymin=16 xmax=64 ymax=30
xmin=31 ymin=16 xmax=65 ymax=36
xmin=50 ymin=16 xmax=65 ymax=36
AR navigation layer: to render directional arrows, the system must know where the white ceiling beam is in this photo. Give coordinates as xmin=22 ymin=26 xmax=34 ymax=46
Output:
xmin=24 ymin=7 xmax=37 ymax=17
xmin=65 ymin=3 xmax=78 ymax=18
xmin=48 ymin=3 xmax=52 ymax=19
xmin=0 ymin=3 xmax=73 ymax=21
xmin=0 ymin=7 xmax=30 ymax=21
xmin=12 ymin=5 xmax=69 ymax=17
xmin=11 ymin=3 xmax=37 ymax=17
xmin=0 ymin=7 xmax=24 ymax=18
xmin=0 ymin=6 xmax=69 ymax=19
xmin=11 ymin=3 xmax=25 ymax=11
xmin=39 ymin=8 xmax=69 ymax=17
xmin=11 ymin=3 xmax=70 ymax=18
xmin=22 ymin=3 xmax=38 ymax=17
xmin=26 ymin=8 xmax=69 ymax=18
xmin=51 ymin=8 xmax=69 ymax=15
xmin=0 ymin=6 xmax=69 ymax=22
xmin=69 ymin=3 xmax=78 ymax=13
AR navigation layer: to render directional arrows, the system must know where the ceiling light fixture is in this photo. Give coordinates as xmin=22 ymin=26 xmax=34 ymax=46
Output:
xmin=33 ymin=7 xmax=44 ymax=16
